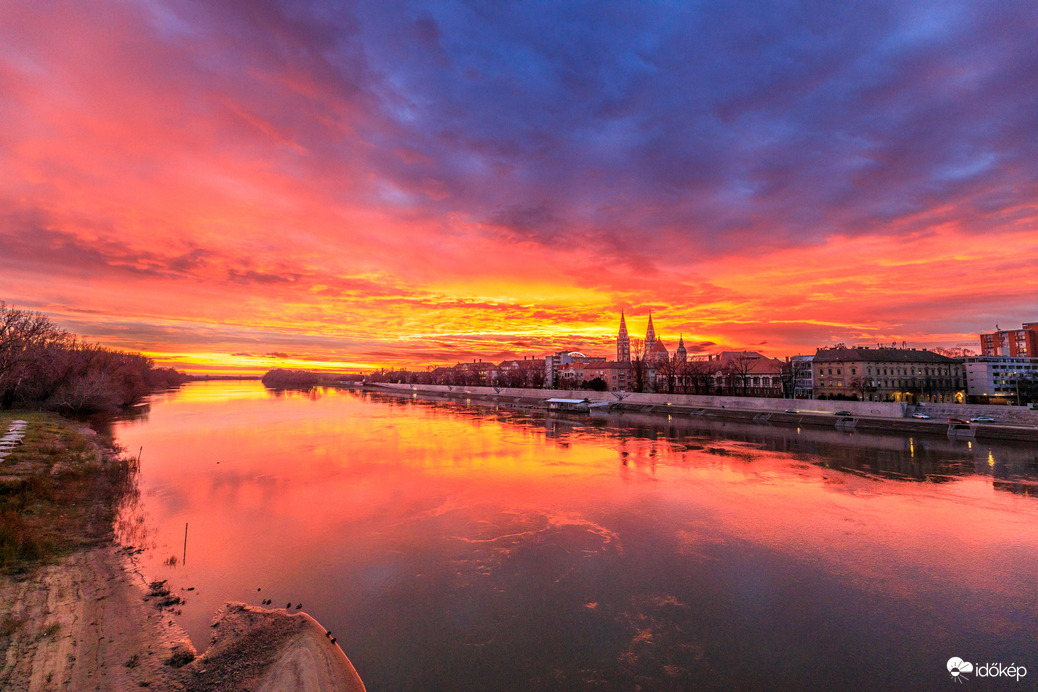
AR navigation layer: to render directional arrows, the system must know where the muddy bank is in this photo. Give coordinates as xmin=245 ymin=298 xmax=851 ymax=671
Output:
xmin=0 ymin=545 xmax=365 ymax=691
xmin=0 ymin=544 xmax=191 ymax=690
xmin=0 ymin=412 xmax=364 ymax=691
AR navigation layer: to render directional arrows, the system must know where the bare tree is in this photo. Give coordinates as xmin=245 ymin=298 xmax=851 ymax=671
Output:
xmin=848 ymin=376 xmax=876 ymax=401
xmin=722 ymin=354 xmax=756 ymax=397
xmin=657 ymin=356 xmax=680 ymax=394
xmin=933 ymin=346 xmax=977 ymax=358
xmin=779 ymin=362 xmax=795 ymax=398
xmin=629 ymin=355 xmax=647 ymax=393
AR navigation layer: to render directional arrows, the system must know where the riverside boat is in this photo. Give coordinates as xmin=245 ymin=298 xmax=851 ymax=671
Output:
xmin=545 ymin=398 xmax=611 ymax=413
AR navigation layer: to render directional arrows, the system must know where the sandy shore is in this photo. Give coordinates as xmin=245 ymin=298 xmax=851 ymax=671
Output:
xmin=0 ymin=413 xmax=365 ymax=691
xmin=0 ymin=544 xmax=366 ymax=691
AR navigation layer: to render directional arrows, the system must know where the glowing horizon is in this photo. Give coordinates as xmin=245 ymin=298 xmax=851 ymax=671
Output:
xmin=2 ymin=2 xmax=1036 ymax=374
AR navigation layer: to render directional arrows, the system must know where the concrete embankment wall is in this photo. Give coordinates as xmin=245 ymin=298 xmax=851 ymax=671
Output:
xmin=912 ymin=402 xmax=1038 ymax=427
xmin=368 ymin=383 xmax=1038 ymax=441
xmin=370 ymin=383 xmax=908 ymax=418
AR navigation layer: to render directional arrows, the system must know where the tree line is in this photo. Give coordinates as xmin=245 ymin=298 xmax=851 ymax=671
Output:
xmin=0 ymin=301 xmax=188 ymax=414
xmin=359 ymin=353 xmax=791 ymax=398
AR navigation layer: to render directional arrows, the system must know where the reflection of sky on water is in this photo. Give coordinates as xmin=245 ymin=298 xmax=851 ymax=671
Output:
xmin=113 ymin=383 xmax=1038 ymax=691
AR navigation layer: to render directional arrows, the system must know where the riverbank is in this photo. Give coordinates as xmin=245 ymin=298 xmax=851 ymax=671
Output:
xmin=0 ymin=412 xmax=365 ymax=691
xmin=367 ymin=383 xmax=1038 ymax=442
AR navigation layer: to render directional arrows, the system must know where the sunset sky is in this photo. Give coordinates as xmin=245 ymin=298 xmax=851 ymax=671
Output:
xmin=2 ymin=1 xmax=1037 ymax=373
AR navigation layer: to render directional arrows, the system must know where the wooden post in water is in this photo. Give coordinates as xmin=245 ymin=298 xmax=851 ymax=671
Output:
xmin=137 ymin=446 xmax=143 ymax=464
xmin=183 ymin=522 xmax=188 ymax=566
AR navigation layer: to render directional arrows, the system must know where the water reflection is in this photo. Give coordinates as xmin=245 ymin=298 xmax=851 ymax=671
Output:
xmin=111 ymin=383 xmax=1038 ymax=691
xmin=368 ymin=391 xmax=1038 ymax=488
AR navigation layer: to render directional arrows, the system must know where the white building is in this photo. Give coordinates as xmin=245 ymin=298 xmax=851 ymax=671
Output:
xmin=962 ymin=356 xmax=1038 ymax=403
xmin=790 ymin=355 xmax=814 ymax=399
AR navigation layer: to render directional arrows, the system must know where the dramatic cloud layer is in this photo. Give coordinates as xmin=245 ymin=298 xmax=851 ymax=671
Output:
xmin=1 ymin=1 xmax=1036 ymax=371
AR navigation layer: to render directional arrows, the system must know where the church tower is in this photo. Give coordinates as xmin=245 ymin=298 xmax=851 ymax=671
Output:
xmin=617 ymin=311 xmax=630 ymax=362
xmin=676 ymin=334 xmax=687 ymax=363
xmin=644 ymin=311 xmax=656 ymax=360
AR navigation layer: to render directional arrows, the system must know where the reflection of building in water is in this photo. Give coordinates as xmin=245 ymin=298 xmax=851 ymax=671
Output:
xmin=577 ymin=408 xmax=1038 ymax=486
xmin=993 ymin=480 xmax=1038 ymax=497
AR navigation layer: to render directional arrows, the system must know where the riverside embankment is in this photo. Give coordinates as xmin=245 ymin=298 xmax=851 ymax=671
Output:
xmin=369 ymin=383 xmax=1038 ymax=442
xmin=0 ymin=412 xmax=365 ymax=691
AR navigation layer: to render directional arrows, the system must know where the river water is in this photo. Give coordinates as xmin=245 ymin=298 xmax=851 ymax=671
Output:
xmin=111 ymin=381 xmax=1038 ymax=690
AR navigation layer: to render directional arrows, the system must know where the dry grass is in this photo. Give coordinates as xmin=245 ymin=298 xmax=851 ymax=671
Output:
xmin=0 ymin=412 xmax=137 ymax=573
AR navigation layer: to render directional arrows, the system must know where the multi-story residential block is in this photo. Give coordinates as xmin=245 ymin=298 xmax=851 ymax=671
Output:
xmin=980 ymin=322 xmax=1038 ymax=357
xmin=581 ymin=361 xmax=633 ymax=391
xmin=813 ymin=347 xmax=962 ymax=403
xmin=790 ymin=355 xmax=814 ymax=399
xmin=962 ymin=355 xmax=1038 ymax=403
xmin=545 ymin=351 xmax=605 ymax=388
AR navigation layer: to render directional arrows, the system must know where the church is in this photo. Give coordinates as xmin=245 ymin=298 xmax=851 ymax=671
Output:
xmin=617 ymin=310 xmax=687 ymax=364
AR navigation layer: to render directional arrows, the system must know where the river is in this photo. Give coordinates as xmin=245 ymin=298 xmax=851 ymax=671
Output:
xmin=111 ymin=381 xmax=1038 ymax=690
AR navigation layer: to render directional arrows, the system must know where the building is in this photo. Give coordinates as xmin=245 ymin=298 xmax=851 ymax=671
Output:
xmin=545 ymin=351 xmax=605 ymax=388
xmin=980 ymin=322 xmax=1038 ymax=357
xmin=790 ymin=355 xmax=814 ymax=399
xmin=705 ymin=351 xmax=786 ymax=397
xmin=581 ymin=361 xmax=633 ymax=391
xmin=495 ymin=357 xmax=545 ymax=388
xmin=643 ymin=312 xmax=657 ymax=360
xmin=675 ymin=336 xmax=687 ymax=363
xmin=646 ymin=338 xmax=670 ymax=363
xmin=962 ymin=355 xmax=1038 ymax=403
xmin=812 ymin=347 xmax=962 ymax=403
xmin=617 ymin=311 xmax=631 ymax=362
xmin=451 ymin=359 xmax=495 ymax=385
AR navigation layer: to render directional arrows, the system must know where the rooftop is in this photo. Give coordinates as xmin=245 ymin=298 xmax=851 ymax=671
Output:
xmin=813 ymin=347 xmax=956 ymax=364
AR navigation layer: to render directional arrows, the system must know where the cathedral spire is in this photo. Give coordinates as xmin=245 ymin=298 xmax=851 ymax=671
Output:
xmin=644 ymin=310 xmax=656 ymax=360
xmin=617 ymin=310 xmax=630 ymax=362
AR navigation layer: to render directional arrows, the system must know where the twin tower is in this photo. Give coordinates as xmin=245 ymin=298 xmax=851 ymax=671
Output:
xmin=616 ymin=311 xmax=686 ymax=363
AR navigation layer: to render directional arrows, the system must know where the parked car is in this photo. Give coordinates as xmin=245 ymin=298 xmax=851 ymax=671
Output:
xmin=947 ymin=418 xmax=969 ymax=424
xmin=785 ymin=408 xmax=799 ymax=413
xmin=970 ymin=416 xmax=995 ymax=423
xmin=911 ymin=413 xmax=931 ymax=419
xmin=834 ymin=410 xmax=853 ymax=416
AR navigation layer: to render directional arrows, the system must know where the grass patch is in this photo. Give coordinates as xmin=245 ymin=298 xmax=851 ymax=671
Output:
xmin=0 ymin=412 xmax=138 ymax=574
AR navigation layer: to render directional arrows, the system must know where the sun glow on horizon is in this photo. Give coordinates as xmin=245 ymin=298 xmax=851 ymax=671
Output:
xmin=2 ymin=1 xmax=1036 ymax=369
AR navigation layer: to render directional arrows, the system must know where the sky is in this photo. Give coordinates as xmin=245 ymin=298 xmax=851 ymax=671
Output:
xmin=1 ymin=1 xmax=1037 ymax=374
